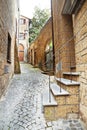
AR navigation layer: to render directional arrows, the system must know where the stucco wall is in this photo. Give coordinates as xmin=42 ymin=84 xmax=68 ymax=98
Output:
xmin=0 ymin=0 xmax=19 ymax=97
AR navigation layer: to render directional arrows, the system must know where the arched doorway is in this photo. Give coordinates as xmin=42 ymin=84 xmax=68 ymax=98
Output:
xmin=18 ymin=44 xmax=24 ymax=61
xmin=45 ymin=41 xmax=53 ymax=71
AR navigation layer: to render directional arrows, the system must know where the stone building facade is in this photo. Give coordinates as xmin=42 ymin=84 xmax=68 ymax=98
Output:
xmin=28 ymin=18 xmax=53 ymax=71
xmin=0 ymin=0 xmax=20 ymax=97
xmin=51 ymin=0 xmax=75 ymax=77
xmin=18 ymin=15 xmax=30 ymax=62
xmin=72 ymin=0 xmax=87 ymax=126
xmin=49 ymin=0 xmax=87 ymax=127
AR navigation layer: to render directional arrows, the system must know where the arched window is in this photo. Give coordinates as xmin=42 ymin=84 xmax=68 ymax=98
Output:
xmin=45 ymin=41 xmax=53 ymax=71
xmin=45 ymin=41 xmax=53 ymax=52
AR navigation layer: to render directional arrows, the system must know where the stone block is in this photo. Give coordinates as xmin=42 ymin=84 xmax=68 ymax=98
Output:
xmin=66 ymin=105 xmax=79 ymax=113
xmin=66 ymin=95 xmax=79 ymax=105
xmin=44 ymin=106 xmax=56 ymax=121
xmin=55 ymin=96 xmax=66 ymax=105
xmin=55 ymin=105 xmax=67 ymax=119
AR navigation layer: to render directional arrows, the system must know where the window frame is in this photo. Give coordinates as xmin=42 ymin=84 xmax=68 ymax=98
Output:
xmin=7 ymin=33 xmax=11 ymax=64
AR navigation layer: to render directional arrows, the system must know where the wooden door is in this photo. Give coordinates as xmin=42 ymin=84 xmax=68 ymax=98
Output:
xmin=18 ymin=44 xmax=24 ymax=61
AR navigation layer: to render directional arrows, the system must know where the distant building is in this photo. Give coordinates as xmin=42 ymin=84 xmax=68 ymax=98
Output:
xmin=18 ymin=15 xmax=30 ymax=62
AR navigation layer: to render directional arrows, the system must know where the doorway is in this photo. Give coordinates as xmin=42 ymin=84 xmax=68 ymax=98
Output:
xmin=18 ymin=44 xmax=24 ymax=61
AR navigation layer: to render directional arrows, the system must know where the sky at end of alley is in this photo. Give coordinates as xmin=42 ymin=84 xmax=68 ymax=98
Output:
xmin=19 ymin=0 xmax=51 ymax=18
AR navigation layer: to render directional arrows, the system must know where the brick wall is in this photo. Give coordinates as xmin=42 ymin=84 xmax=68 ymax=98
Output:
xmin=0 ymin=0 xmax=19 ymax=97
xmin=52 ymin=0 xmax=87 ymax=127
xmin=73 ymin=0 xmax=87 ymax=126
xmin=52 ymin=0 xmax=75 ymax=77
xmin=28 ymin=18 xmax=52 ymax=69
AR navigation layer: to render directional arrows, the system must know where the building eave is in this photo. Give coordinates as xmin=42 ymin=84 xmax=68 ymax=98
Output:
xmin=62 ymin=0 xmax=85 ymax=15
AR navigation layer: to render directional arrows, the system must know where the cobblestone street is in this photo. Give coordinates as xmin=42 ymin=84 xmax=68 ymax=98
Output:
xmin=0 ymin=63 xmax=85 ymax=130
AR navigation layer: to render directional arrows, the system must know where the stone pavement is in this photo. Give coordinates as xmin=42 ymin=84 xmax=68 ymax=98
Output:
xmin=0 ymin=63 xmax=86 ymax=130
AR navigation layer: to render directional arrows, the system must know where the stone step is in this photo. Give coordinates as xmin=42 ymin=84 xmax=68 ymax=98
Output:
xmin=50 ymin=83 xmax=70 ymax=96
xmin=63 ymin=72 xmax=80 ymax=76
xmin=55 ymin=77 xmax=80 ymax=86
xmin=42 ymin=90 xmax=58 ymax=106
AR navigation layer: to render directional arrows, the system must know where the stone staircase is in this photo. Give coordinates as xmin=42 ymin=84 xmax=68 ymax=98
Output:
xmin=63 ymin=72 xmax=80 ymax=81
xmin=42 ymin=72 xmax=80 ymax=121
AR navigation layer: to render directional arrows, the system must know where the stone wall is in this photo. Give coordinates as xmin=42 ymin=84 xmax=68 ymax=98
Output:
xmin=28 ymin=18 xmax=52 ymax=69
xmin=28 ymin=43 xmax=35 ymax=65
xmin=52 ymin=0 xmax=75 ymax=77
xmin=0 ymin=0 xmax=19 ymax=97
xmin=73 ymin=0 xmax=87 ymax=126
xmin=51 ymin=0 xmax=87 ymax=127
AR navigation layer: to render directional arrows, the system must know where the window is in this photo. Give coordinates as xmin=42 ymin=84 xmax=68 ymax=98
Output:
xmin=19 ymin=33 xmax=25 ymax=40
xmin=7 ymin=33 xmax=11 ymax=63
xmin=24 ymin=19 xmax=26 ymax=24
xmin=20 ymin=18 xmax=26 ymax=24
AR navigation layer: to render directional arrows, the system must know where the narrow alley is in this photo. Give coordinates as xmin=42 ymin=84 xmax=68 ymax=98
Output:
xmin=0 ymin=63 xmax=85 ymax=130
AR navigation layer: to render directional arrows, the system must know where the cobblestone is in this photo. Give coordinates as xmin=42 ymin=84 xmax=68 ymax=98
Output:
xmin=0 ymin=63 xmax=85 ymax=130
